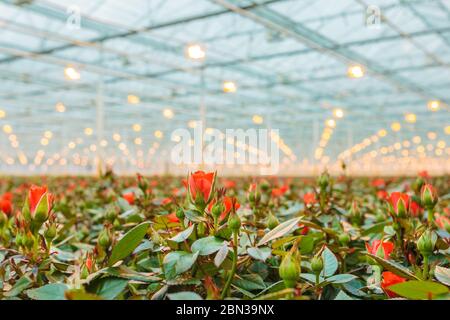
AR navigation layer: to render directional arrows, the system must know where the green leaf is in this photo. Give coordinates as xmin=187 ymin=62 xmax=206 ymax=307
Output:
xmin=109 ymin=222 xmax=150 ymax=266
xmin=184 ymin=210 xmax=207 ymax=223
xmin=300 ymin=273 xmax=324 ymax=283
xmin=26 ymin=283 xmax=68 ymax=300
xmin=388 ymin=280 xmax=449 ymax=300
xmin=247 ymin=247 xmax=272 ymax=262
xmin=327 ymin=274 xmax=357 ymax=284
xmin=169 ymin=224 xmax=195 ymax=243
xmin=94 ymin=278 xmax=128 ymax=300
xmin=233 ymin=274 xmax=266 ymax=291
xmin=434 ymin=266 xmax=450 ymax=286
xmin=335 ymin=290 xmax=356 ymax=300
xmin=365 ymin=253 xmax=418 ymax=280
xmin=214 ymin=243 xmax=230 ymax=267
xmin=191 ymin=236 xmax=225 ymax=255
xmin=167 ymin=292 xmax=203 ymax=300
xmin=163 ymin=251 xmax=199 ymax=276
xmin=257 ymin=217 xmax=300 ymax=246
xmin=4 ymin=275 xmax=32 ymax=297
xmin=321 ymin=246 xmax=338 ymax=277
xmin=362 ymin=221 xmax=389 ymax=236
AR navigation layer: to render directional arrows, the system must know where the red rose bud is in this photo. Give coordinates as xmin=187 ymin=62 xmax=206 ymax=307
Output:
xmin=376 ymin=190 xmax=388 ymax=201
xmin=421 ymin=184 xmax=438 ymax=210
xmin=187 ymin=171 xmax=216 ymax=208
xmin=27 ymin=185 xmax=53 ymax=223
xmin=122 ymin=192 xmax=135 ymax=205
xmin=303 ymin=192 xmax=316 ymax=206
xmin=366 ymin=240 xmax=394 ymax=260
xmin=0 ymin=193 xmax=13 ymax=215
xmin=381 ymin=271 xmax=406 ymax=298
xmin=388 ymin=192 xmax=409 ymax=218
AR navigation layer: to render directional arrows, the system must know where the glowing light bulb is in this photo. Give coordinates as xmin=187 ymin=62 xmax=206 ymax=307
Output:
xmin=44 ymin=131 xmax=53 ymax=139
xmin=333 ymin=108 xmax=344 ymax=118
xmin=0 ymin=110 xmax=5 ymax=118
xmin=154 ymin=130 xmax=163 ymax=139
xmin=132 ymin=124 xmax=142 ymax=132
xmin=378 ymin=129 xmax=387 ymax=137
xmin=326 ymin=119 xmax=336 ymax=128
xmin=347 ymin=65 xmax=364 ymax=78
xmin=223 ymin=81 xmax=237 ymax=93
xmin=163 ymin=108 xmax=174 ymax=119
xmin=391 ymin=122 xmax=401 ymax=132
xmin=3 ymin=124 xmax=12 ymax=134
xmin=185 ymin=43 xmax=206 ymax=60
xmin=113 ymin=133 xmax=121 ymax=141
xmin=55 ymin=102 xmax=66 ymax=113
xmin=64 ymin=65 xmax=80 ymax=80
xmin=127 ymin=94 xmax=140 ymax=104
xmin=252 ymin=115 xmax=263 ymax=124
xmin=84 ymin=127 xmax=93 ymax=136
xmin=404 ymin=113 xmax=416 ymax=123
xmin=427 ymin=100 xmax=440 ymax=112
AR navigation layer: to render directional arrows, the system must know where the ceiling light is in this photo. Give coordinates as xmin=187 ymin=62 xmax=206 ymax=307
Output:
xmin=223 ymin=81 xmax=237 ymax=93
xmin=163 ymin=108 xmax=174 ymax=119
xmin=347 ymin=65 xmax=364 ymax=78
xmin=132 ymin=124 xmax=142 ymax=132
xmin=326 ymin=119 xmax=336 ymax=128
xmin=333 ymin=108 xmax=344 ymax=118
xmin=0 ymin=110 xmax=5 ymax=118
xmin=427 ymin=100 xmax=440 ymax=112
xmin=127 ymin=94 xmax=140 ymax=104
xmin=404 ymin=113 xmax=416 ymax=123
xmin=84 ymin=127 xmax=93 ymax=136
xmin=3 ymin=124 xmax=12 ymax=134
xmin=391 ymin=122 xmax=401 ymax=132
xmin=154 ymin=130 xmax=163 ymax=139
xmin=252 ymin=115 xmax=263 ymax=124
xmin=55 ymin=102 xmax=66 ymax=113
xmin=64 ymin=65 xmax=80 ymax=80
xmin=185 ymin=43 xmax=206 ymax=60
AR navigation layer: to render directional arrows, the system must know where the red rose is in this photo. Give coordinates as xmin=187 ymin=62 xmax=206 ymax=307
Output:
xmin=167 ymin=212 xmax=179 ymax=223
xmin=371 ymin=179 xmax=386 ymax=188
xmin=376 ymin=190 xmax=388 ymax=200
xmin=161 ymin=197 xmax=172 ymax=206
xmin=271 ymin=185 xmax=289 ymax=198
xmin=28 ymin=185 xmax=53 ymax=220
xmin=187 ymin=171 xmax=215 ymax=205
xmin=0 ymin=193 xmax=13 ymax=215
xmin=409 ymin=201 xmax=422 ymax=217
xmin=122 ymin=192 xmax=135 ymax=205
xmin=381 ymin=271 xmax=406 ymax=298
xmin=365 ymin=240 xmax=394 ymax=259
xmin=303 ymin=192 xmax=316 ymax=205
xmin=208 ymin=196 xmax=240 ymax=221
xmin=388 ymin=192 xmax=410 ymax=217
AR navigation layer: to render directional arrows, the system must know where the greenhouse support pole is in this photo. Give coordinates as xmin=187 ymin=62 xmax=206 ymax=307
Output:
xmin=96 ymin=79 xmax=104 ymax=176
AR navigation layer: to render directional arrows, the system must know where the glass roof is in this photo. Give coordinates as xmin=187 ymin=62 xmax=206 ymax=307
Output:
xmin=0 ymin=0 xmax=449 ymax=175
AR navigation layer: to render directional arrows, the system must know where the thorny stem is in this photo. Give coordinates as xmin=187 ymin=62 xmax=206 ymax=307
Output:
xmin=221 ymin=231 xmax=238 ymax=299
xmin=422 ymin=255 xmax=429 ymax=280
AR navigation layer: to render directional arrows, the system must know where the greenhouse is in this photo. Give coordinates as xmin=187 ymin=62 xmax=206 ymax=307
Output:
xmin=0 ymin=0 xmax=448 ymax=303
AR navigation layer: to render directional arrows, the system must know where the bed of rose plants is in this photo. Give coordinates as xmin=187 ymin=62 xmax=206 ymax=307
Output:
xmin=0 ymin=169 xmax=449 ymax=300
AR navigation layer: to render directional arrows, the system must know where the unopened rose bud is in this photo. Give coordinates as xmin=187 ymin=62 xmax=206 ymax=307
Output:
xmin=260 ymin=180 xmax=270 ymax=192
xmin=279 ymin=251 xmax=301 ymax=288
xmin=339 ymin=233 xmax=351 ymax=246
xmin=98 ymin=228 xmax=111 ymax=249
xmin=211 ymin=203 xmax=224 ymax=221
xmin=228 ymin=213 xmax=241 ymax=233
xmin=44 ymin=224 xmax=57 ymax=241
xmin=412 ymin=177 xmax=425 ymax=194
xmin=417 ymin=230 xmax=435 ymax=257
xmin=317 ymin=171 xmax=330 ymax=190
xmin=310 ymin=255 xmax=323 ymax=274
xmin=175 ymin=207 xmax=185 ymax=220
xmin=0 ymin=212 xmax=7 ymax=228
xmin=267 ymin=213 xmax=279 ymax=230
xmin=105 ymin=209 xmax=117 ymax=222
xmin=420 ymin=184 xmax=438 ymax=211
xmin=24 ymin=232 xmax=35 ymax=250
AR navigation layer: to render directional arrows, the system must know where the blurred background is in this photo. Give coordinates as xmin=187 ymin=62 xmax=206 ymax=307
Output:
xmin=0 ymin=0 xmax=449 ymax=176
